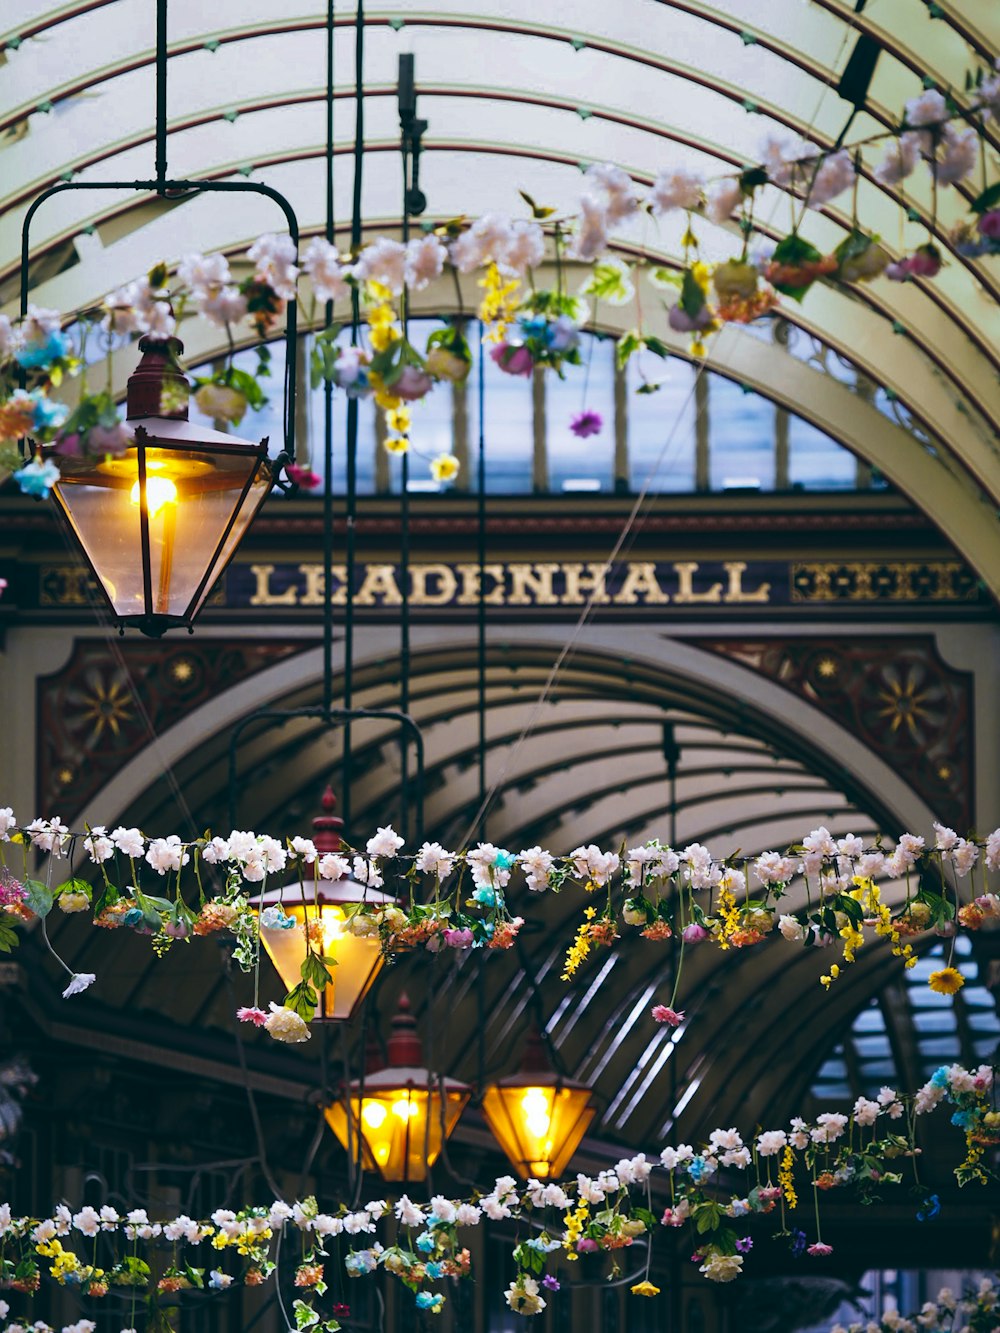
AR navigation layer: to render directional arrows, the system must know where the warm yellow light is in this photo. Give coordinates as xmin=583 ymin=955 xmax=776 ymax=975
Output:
xmin=257 ymin=901 xmax=384 ymax=1021
xmin=482 ymin=1080 xmax=596 ymax=1180
xmin=130 ymin=474 xmax=178 ymax=516
xmin=361 ymin=1101 xmax=387 ymax=1130
xmin=392 ymin=1096 xmax=418 ymax=1122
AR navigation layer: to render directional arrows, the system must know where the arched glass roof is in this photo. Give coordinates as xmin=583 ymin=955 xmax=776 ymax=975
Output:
xmin=2 ymin=0 xmax=997 ymax=589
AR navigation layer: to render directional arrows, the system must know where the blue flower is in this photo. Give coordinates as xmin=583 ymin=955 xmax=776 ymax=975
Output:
xmin=15 ymin=329 xmax=68 ymax=370
xmin=345 ymin=1248 xmax=377 ymax=1276
xmin=548 ymin=315 xmax=580 ymax=352
xmin=790 ymin=1228 xmax=807 ymax=1257
xmin=122 ymin=907 xmax=145 ymax=927
xmin=424 ymin=1261 xmax=443 ymax=1280
xmin=416 ymin=1291 xmax=443 ymax=1311
xmin=260 ymin=905 xmax=296 ymax=930
xmin=31 ymin=395 xmax=69 ymax=433
xmin=494 ymin=849 xmax=516 ymax=871
xmin=687 ymin=1155 xmax=714 ymax=1183
xmin=930 ymin=1066 xmax=949 ymax=1089
xmin=916 ymin=1193 xmax=940 ymax=1222
xmin=519 ymin=315 xmax=549 ymax=342
xmin=13 ymin=456 xmax=60 ymax=498
xmin=473 ymin=886 xmax=498 ymax=907
xmin=416 ymin=1230 xmax=435 ymax=1253
xmin=951 ymin=1110 xmax=975 ymax=1130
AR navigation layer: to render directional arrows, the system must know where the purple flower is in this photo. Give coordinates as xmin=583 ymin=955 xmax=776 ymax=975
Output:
xmin=682 ymin=922 xmax=708 ymax=943
xmin=444 ymin=927 xmax=474 ymax=949
xmin=570 ymin=409 xmax=603 ymax=439
xmin=790 ymin=1229 xmax=807 ymax=1257
xmin=394 ymin=365 xmax=433 ymax=401
xmin=576 ymin=1237 xmax=599 ymax=1253
xmin=978 ymin=209 xmax=1000 ymax=239
xmin=735 ymin=1237 xmax=753 ymax=1253
xmin=542 ymin=1275 xmax=560 ymax=1291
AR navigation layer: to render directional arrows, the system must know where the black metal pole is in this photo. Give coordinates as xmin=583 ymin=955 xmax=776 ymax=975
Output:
xmin=476 ymin=320 xmax=487 ymax=836
xmin=322 ymin=0 xmax=335 ymax=719
xmin=155 ymin=0 xmax=168 ymax=190
xmin=342 ymin=0 xmax=364 ymax=832
xmin=398 ymin=63 xmax=412 ymax=844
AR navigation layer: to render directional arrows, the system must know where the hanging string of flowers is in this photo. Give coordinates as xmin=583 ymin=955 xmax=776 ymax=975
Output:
xmin=2 ymin=70 xmax=998 ymax=498
xmin=0 ymin=1064 xmax=995 ymax=1327
xmin=1 ymin=809 xmax=998 ymax=1032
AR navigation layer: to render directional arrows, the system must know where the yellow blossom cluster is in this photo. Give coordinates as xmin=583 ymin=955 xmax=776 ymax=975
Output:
xmin=562 ymin=1199 xmax=591 ymax=1259
xmin=713 ymin=884 xmax=741 ymax=951
xmin=212 ymin=1222 xmax=272 ymax=1257
xmin=477 ymin=263 xmax=521 ymax=341
xmin=561 ymin=907 xmax=597 ymax=980
xmin=778 ymin=1145 xmax=797 ymax=1209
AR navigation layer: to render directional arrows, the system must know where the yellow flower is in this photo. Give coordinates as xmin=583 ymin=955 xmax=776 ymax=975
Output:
xmin=370 ymin=322 xmax=400 ymax=353
xmin=430 ymin=453 xmax=460 ymax=483
xmin=386 ymin=406 xmax=411 ymax=434
xmin=631 ymin=1281 xmax=660 ymax=1298
xmin=928 ymin=967 xmax=964 ymax=995
xmin=366 ymin=280 xmax=395 ymax=305
xmin=384 ymin=435 xmax=409 ymax=455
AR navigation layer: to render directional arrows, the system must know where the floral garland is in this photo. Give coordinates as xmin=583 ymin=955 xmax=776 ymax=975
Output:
xmin=834 ymin=1276 xmax=1000 ymax=1333
xmin=0 ymin=1064 xmax=995 ymax=1327
xmin=2 ymin=75 xmax=998 ymax=498
xmin=1 ymin=810 xmax=998 ymax=1034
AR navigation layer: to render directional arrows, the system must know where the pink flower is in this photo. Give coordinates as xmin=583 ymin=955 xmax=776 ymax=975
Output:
xmin=490 ymin=343 xmax=534 ymax=377
xmin=576 ymin=1238 xmax=599 ymax=1253
xmin=570 ymin=409 xmax=603 ymax=438
xmin=682 ymin=922 xmax=708 ymax=943
xmin=444 ymin=927 xmax=474 ymax=949
xmin=906 ymin=244 xmax=942 ymax=277
xmin=162 ymin=920 xmax=190 ymax=939
xmin=237 ymin=1006 xmax=268 ymax=1027
xmin=661 ymin=1208 xmax=685 ymax=1227
xmin=287 ymin=463 xmax=321 ymax=490
xmin=394 ymin=365 xmax=434 ymax=401
xmin=979 ymin=210 xmax=1000 ymax=239
xmin=807 ymin=1242 xmax=833 ymax=1257
xmin=651 ymin=1005 xmax=684 ymax=1027
xmin=668 ymin=303 xmax=712 ymax=333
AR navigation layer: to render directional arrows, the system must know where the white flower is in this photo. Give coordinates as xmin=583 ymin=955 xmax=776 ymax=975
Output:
xmin=0 ymin=316 xmax=15 ymax=361
xmin=568 ymin=193 xmax=610 ymax=262
xmin=754 ymin=852 xmax=796 ymax=886
xmin=268 ymin=1201 xmax=293 ymax=1227
xmin=112 ymin=826 xmax=145 ymax=858
xmin=415 ymin=842 xmax=455 ymax=880
xmin=352 ymin=855 xmax=384 ymax=889
xmin=933 ymin=822 xmax=959 ymax=852
xmin=394 ymin=1195 xmax=427 ymax=1228
xmin=705 ymin=177 xmax=743 ymax=225
xmin=22 ymin=304 xmax=62 ymax=339
xmin=856 ymin=851 xmax=885 ymax=878
xmin=450 ymin=213 xmax=515 ymax=273
xmin=314 ymin=1213 xmax=342 ymax=1236
xmin=201 ymin=835 xmax=231 ymax=864
xmin=505 ymin=1274 xmax=546 ymax=1315
xmin=366 ymin=825 xmax=404 ymax=859
xmin=874 ymin=132 xmax=920 ymax=185
xmin=200 ymin=286 xmax=248 ymax=328
xmin=986 ymin=828 xmax=1000 ymax=872
xmin=812 ymin=1111 xmax=848 ymax=1143
xmin=209 ymin=1270 xmax=233 ymax=1289
xmin=26 ymin=817 xmax=69 ymax=854
xmin=404 ymin=235 xmax=446 ymax=291
xmin=576 ymin=1172 xmax=606 ymax=1201
xmin=430 ymin=1196 xmax=457 ymax=1224
xmin=62 ymin=973 xmax=96 ymax=998
xmin=700 ymin=1252 xmax=743 ymax=1282
xmin=343 ymin=1211 xmax=374 ymax=1234
xmin=178 ymin=251 xmax=231 ymax=296
xmin=257 ymin=835 xmax=287 ymax=873
xmin=146 ymin=835 xmax=189 ymax=875
xmin=0 ymin=808 xmax=15 ymax=840
xmin=570 ymin=844 xmax=620 ymax=887
xmin=778 ymin=914 xmax=804 ymax=943
xmin=263 ymin=1001 xmax=311 ymax=1044
xmin=467 ymin=843 xmax=511 ymax=889
xmin=708 ymin=1127 xmax=743 ymax=1153
xmin=585 ymin=162 xmax=643 ymax=225
xmin=806 ymin=148 xmax=855 ymax=207
xmin=247 ymin=233 xmax=298 ymax=299
xmin=456 ymin=1203 xmax=482 ymax=1226
xmin=31 ymin=1219 xmax=57 ymax=1243
xmin=649 ymin=167 xmax=703 ymax=215
xmin=302 ymin=237 xmax=352 ymax=303
xmin=99 ymin=1205 xmax=119 ymax=1229
xmin=290 ymin=836 xmax=317 ymax=863
xmin=853 ymin=1097 xmax=879 ymax=1127
xmin=934 ymin=123 xmax=977 ymax=185
xmin=83 ymin=826 xmax=114 ymax=862
xmin=905 ymin=88 xmax=948 ymax=128
xmin=755 ymin=1130 xmax=787 ymax=1157
xmin=480 ymin=1194 xmax=511 ymax=1221
xmin=659 ymin=1145 xmax=693 ymax=1170
xmin=897 ymin=832 xmax=925 ymax=863
xmin=502 ymin=219 xmax=545 ymax=275
xmin=73 ymin=1206 xmax=101 ymax=1238
xmin=319 ymin=852 xmax=351 ymax=881
xmin=952 ymin=839 xmax=979 ymax=877
xmin=354 ymin=237 xmax=408 ymax=294
xmin=541 ymin=1182 xmax=571 ymax=1207
xmin=143 ymin=300 xmax=176 ymax=339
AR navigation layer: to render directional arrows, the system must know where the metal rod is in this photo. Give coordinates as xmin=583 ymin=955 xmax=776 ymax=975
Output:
xmin=398 ymin=62 xmax=412 ymax=843
xmin=342 ymin=0 xmax=365 ymax=831
xmin=155 ymin=0 xmax=168 ymax=189
xmin=322 ymin=0 xmax=335 ymax=719
xmin=476 ymin=321 xmax=487 ymax=834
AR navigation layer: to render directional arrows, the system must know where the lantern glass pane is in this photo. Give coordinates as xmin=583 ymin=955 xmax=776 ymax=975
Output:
xmin=482 ymin=1083 xmax=595 ymax=1179
xmin=259 ymin=903 xmax=384 ymax=1021
xmin=52 ymin=443 xmax=263 ymax=622
xmin=325 ymin=1086 xmax=470 ymax=1182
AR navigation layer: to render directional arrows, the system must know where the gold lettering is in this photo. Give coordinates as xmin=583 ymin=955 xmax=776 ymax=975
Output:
xmin=249 ymin=563 xmax=298 ymax=606
xmin=410 ymin=563 xmax=458 ymax=606
xmin=722 ymin=561 xmax=770 ymax=604
xmin=673 ymin=562 xmax=722 ymax=604
xmin=298 ymin=563 xmax=348 ymax=606
xmin=455 ymin=563 xmax=506 ymax=606
xmin=614 ymin=562 xmax=670 ymax=605
xmin=354 ymin=564 xmax=403 ymax=606
xmin=507 ymin=563 xmax=560 ymax=606
xmin=561 ymin=562 xmax=611 ymax=604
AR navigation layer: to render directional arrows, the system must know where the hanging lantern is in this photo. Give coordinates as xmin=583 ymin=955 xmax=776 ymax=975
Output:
xmin=482 ymin=1027 xmax=596 ymax=1179
xmin=257 ymin=787 xmax=393 ymax=1021
xmin=48 ymin=336 xmax=275 ymax=637
xmin=325 ymin=994 xmax=470 ymax=1181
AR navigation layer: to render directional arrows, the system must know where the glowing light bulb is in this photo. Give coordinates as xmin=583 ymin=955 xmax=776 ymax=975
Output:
xmin=130 ymin=474 xmax=177 ymax=517
xmin=520 ymin=1087 xmax=552 ymax=1139
xmin=361 ymin=1101 xmax=387 ymax=1129
xmin=392 ymin=1097 xmax=417 ymax=1122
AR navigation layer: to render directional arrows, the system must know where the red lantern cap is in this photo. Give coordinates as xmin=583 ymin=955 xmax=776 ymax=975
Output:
xmin=385 ymin=994 xmax=424 ymax=1067
xmin=519 ymin=1026 xmax=553 ymax=1075
xmin=126 ymin=335 xmax=189 ymax=421
xmin=313 ymin=786 xmax=345 ymax=856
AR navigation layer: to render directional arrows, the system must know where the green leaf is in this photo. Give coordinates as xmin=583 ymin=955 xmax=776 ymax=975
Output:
xmin=222 ymin=109 xmax=239 ymax=124
xmin=679 ymin=268 xmax=706 ymax=320
xmin=294 ymin=1299 xmax=321 ymax=1329
xmin=147 ymin=261 xmax=169 ymax=290
xmin=971 ymin=181 xmax=1000 ymax=215
xmin=580 ymin=259 xmax=633 ymax=305
xmin=518 ymin=189 xmax=556 ymax=220
xmin=570 ymin=37 xmax=586 ymax=50
xmin=615 ymin=330 xmax=642 ymax=370
xmin=388 ymin=16 xmax=404 ymax=29
xmin=741 ymin=98 xmax=759 ymax=113
xmin=576 ymin=107 xmax=593 ymax=121
xmin=643 ymin=335 xmax=671 ymax=360
xmin=203 ymin=39 xmax=220 ymax=52
xmin=0 ymin=922 xmax=20 ymax=954
xmin=36 ymin=100 xmax=53 ymax=114
xmin=23 ymin=879 xmax=54 ymax=919
xmin=284 ymin=981 xmax=318 ymax=1022
xmin=739 ymin=29 xmax=757 ymax=45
